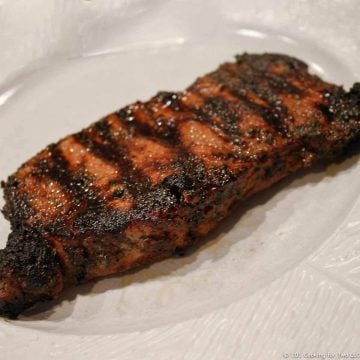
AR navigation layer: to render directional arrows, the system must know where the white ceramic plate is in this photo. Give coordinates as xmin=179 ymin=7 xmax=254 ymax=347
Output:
xmin=0 ymin=1 xmax=360 ymax=358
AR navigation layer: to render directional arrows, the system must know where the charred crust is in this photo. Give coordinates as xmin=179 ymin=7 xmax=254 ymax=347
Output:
xmin=43 ymin=221 xmax=74 ymax=238
xmin=235 ymin=53 xmax=308 ymax=72
xmin=74 ymin=207 xmax=131 ymax=235
xmin=162 ymin=173 xmax=195 ymax=191
xmin=206 ymin=167 xmax=236 ymax=187
xmin=2 ymin=176 xmax=35 ymax=226
xmin=322 ymin=83 xmax=360 ymax=125
xmin=0 ymin=230 xmax=62 ymax=317
xmin=134 ymin=186 xmax=181 ymax=218
xmin=3 ymin=231 xmax=60 ymax=290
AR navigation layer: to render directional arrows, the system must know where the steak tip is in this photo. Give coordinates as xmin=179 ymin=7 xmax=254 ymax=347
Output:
xmin=0 ymin=231 xmax=64 ymax=319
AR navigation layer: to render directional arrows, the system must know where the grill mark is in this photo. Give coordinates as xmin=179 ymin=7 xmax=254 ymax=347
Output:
xmin=203 ymin=97 xmax=241 ymax=135
xmin=117 ymin=102 xmax=182 ymax=146
xmin=65 ymin=126 xmax=140 ymax=234
xmin=116 ymin=105 xmax=156 ymax=138
xmin=75 ymin=121 xmax=150 ymax=198
xmin=211 ymin=66 xmax=291 ymax=136
xmin=231 ymin=62 xmax=304 ymax=127
xmin=116 ymin=103 xmax=221 ymax=199
xmin=34 ymin=144 xmax=105 ymax=238
xmin=186 ymin=91 xmax=235 ymax=132
xmin=172 ymin=95 xmax=243 ymax=167
xmin=230 ymin=72 xmax=288 ymax=131
xmin=114 ymin=103 xmax=212 ymax=219
xmin=146 ymin=89 xmax=245 ymax=181
xmin=188 ymin=93 xmax=244 ymax=142
xmin=40 ymin=144 xmax=101 ymax=209
xmin=173 ymin=84 xmax=245 ymax=148
xmin=149 ymin=92 xmax=186 ymax=145
xmin=239 ymin=90 xmax=289 ymax=135
xmin=118 ymin=91 xmax=240 ymax=169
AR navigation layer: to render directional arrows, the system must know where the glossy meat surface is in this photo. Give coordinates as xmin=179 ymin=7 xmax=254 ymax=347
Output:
xmin=1 ymin=53 xmax=360 ymax=317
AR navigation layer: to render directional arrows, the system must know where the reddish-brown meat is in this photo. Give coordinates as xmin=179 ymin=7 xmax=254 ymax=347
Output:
xmin=1 ymin=53 xmax=360 ymax=317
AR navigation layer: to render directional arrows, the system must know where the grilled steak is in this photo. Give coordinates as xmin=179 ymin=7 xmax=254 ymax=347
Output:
xmin=1 ymin=53 xmax=360 ymax=317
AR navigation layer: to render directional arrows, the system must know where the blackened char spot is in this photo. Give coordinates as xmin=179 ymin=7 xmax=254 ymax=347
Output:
xmin=341 ymin=83 xmax=360 ymax=120
xmin=162 ymin=173 xmax=195 ymax=191
xmin=317 ymin=102 xmax=334 ymax=122
xmin=112 ymin=188 xmax=125 ymax=199
xmin=162 ymin=173 xmax=195 ymax=202
xmin=169 ymin=153 xmax=207 ymax=189
xmin=173 ymin=247 xmax=187 ymax=257
xmin=131 ymin=156 xmax=207 ymax=219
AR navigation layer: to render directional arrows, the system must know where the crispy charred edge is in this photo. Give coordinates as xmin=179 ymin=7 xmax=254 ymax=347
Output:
xmin=314 ymin=82 xmax=360 ymax=158
xmin=1 ymin=176 xmax=34 ymax=231
xmin=235 ymin=53 xmax=308 ymax=72
xmin=0 ymin=230 xmax=63 ymax=318
xmin=327 ymin=83 xmax=360 ymax=124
